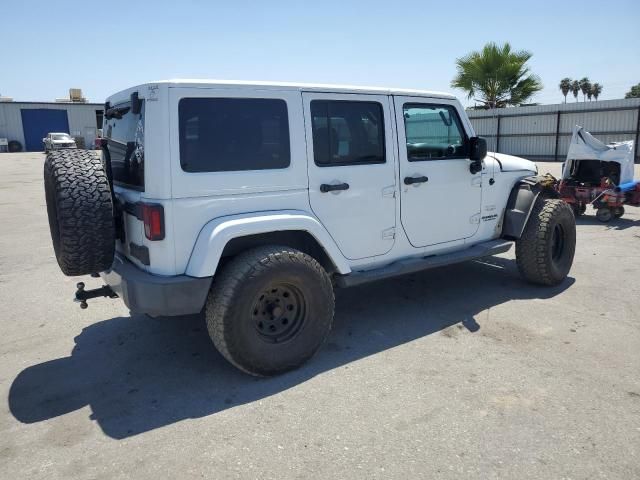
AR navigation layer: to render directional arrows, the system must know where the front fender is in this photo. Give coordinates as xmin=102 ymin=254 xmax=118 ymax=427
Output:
xmin=185 ymin=210 xmax=351 ymax=277
xmin=502 ymin=175 xmax=559 ymax=239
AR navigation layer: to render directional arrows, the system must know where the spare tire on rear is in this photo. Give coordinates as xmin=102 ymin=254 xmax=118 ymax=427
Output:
xmin=44 ymin=150 xmax=115 ymax=276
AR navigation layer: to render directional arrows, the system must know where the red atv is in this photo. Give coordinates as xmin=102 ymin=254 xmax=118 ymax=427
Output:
xmin=557 ymin=127 xmax=639 ymax=222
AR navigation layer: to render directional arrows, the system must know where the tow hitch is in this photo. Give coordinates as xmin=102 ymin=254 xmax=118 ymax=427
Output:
xmin=74 ymin=282 xmax=118 ymax=309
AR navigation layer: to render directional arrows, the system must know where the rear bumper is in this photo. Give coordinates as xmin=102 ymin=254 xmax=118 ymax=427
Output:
xmin=101 ymin=253 xmax=212 ymax=317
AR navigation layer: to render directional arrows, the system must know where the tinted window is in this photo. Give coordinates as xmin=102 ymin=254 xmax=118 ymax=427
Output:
xmin=179 ymin=98 xmax=290 ymax=172
xmin=310 ymin=100 xmax=385 ymax=166
xmin=403 ymin=104 xmax=468 ymax=161
xmin=104 ymin=101 xmax=145 ymax=189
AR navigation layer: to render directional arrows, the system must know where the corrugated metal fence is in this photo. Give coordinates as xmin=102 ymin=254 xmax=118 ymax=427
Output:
xmin=467 ymin=98 xmax=640 ymax=163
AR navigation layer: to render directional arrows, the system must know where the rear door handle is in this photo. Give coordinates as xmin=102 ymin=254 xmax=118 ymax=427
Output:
xmin=404 ymin=176 xmax=429 ymax=185
xmin=320 ymin=182 xmax=350 ymax=193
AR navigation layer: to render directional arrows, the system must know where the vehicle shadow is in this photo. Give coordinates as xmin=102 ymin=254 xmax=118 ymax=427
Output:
xmin=576 ymin=214 xmax=640 ymax=230
xmin=9 ymin=257 xmax=573 ymax=439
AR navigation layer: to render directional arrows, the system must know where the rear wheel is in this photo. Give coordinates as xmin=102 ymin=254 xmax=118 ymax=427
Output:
xmin=205 ymin=246 xmax=334 ymax=376
xmin=596 ymin=208 xmax=612 ymax=222
xmin=612 ymin=206 xmax=625 ymax=219
xmin=516 ymin=198 xmax=576 ymax=286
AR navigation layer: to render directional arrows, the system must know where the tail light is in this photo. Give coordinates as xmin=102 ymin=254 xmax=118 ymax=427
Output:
xmin=142 ymin=204 xmax=165 ymax=241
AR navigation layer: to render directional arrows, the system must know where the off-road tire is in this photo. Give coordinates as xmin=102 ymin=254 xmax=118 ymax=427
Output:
xmin=44 ymin=150 xmax=115 ymax=276
xmin=516 ymin=198 xmax=576 ymax=286
xmin=205 ymin=246 xmax=334 ymax=376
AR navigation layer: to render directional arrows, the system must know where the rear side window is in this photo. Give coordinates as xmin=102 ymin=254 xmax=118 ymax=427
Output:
xmin=179 ymin=98 xmax=290 ymax=172
xmin=104 ymin=101 xmax=145 ymax=189
xmin=403 ymin=104 xmax=468 ymax=161
xmin=310 ymin=100 xmax=385 ymax=166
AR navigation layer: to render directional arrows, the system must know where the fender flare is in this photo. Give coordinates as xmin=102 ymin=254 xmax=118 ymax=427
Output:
xmin=501 ymin=176 xmax=559 ymax=240
xmin=185 ymin=210 xmax=351 ymax=277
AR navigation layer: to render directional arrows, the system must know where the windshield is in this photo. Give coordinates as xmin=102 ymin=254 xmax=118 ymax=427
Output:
xmin=103 ymin=100 xmax=145 ymax=190
xmin=52 ymin=134 xmax=71 ymax=141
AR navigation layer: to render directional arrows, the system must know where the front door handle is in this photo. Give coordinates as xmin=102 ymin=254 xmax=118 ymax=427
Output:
xmin=320 ymin=182 xmax=350 ymax=193
xmin=404 ymin=175 xmax=429 ymax=185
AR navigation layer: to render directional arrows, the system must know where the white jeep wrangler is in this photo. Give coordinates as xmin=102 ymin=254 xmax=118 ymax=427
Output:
xmin=43 ymin=80 xmax=576 ymax=376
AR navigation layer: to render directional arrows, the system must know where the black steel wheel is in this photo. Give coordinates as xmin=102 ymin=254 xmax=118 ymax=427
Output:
xmin=205 ymin=246 xmax=334 ymax=376
xmin=252 ymin=283 xmax=307 ymax=343
xmin=551 ymin=223 xmax=565 ymax=262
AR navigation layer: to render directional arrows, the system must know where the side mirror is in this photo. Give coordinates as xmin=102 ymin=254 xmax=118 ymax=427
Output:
xmin=469 ymin=136 xmax=487 ymax=174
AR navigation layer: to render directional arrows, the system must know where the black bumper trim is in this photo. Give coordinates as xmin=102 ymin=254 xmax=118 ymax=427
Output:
xmin=101 ymin=253 xmax=212 ymax=317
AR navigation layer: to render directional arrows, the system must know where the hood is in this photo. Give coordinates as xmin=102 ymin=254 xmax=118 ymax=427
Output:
xmin=563 ymin=126 xmax=635 ymax=184
xmin=487 ymin=152 xmax=537 ymax=174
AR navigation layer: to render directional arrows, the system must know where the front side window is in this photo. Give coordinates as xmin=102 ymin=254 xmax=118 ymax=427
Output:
xmin=179 ymin=98 xmax=290 ymax=172
xmin=403 ymin=104 xmax=468 ymax=161
xmin=310 ymin=100 xmax=385 ymax=166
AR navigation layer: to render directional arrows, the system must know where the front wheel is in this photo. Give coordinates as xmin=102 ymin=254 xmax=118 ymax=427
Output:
xmin=516 ymin=198 xmax=576 ymax=286
xmin=205 ymin=246 xmax=335 ymax=376
xmin=572 ymin=203 xmax=586 ymax=217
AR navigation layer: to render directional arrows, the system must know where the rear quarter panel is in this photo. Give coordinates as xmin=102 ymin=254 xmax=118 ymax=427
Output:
xmin=166 ymin=86 xmax=310 ymax=274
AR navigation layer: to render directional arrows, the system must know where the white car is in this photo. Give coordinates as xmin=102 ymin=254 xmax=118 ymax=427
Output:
xmin=43 ymin=132 xmax=77 ymax=152
xmin=43 ymin=80 xmax=576 ymax=376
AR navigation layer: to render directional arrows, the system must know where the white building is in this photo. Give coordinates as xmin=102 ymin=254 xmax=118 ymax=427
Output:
xmin=0 ymin=99 xmax=103 ymax=151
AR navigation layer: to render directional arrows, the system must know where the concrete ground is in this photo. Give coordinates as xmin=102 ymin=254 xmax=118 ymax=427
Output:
xmin=1 ymin=152 xmax=639 ymax=479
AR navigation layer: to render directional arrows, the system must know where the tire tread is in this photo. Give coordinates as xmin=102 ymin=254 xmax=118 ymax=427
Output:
xmin=205 ymin=246 xmax=334 ymax=376
xmin=44 ymin=150 xmax=115 ymax=276
xmin=516 ymin=198 xmax=575 ymax=286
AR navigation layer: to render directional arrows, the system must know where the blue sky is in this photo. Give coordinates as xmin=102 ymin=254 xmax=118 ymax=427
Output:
xmin=2 ymin=0 xmax=639 ymax=106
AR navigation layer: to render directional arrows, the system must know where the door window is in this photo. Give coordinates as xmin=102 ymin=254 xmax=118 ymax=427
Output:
xmin=403 ymin=104 xmax=468 ymax=161
xmin=310 ymin=100 xmax=385 ymax=166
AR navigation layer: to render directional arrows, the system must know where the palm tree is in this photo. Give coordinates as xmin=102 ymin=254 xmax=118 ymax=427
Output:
xmin=451 ymin=42 xmax=543 ymax=109
xmin=571 ymin=80 xmax=580 ymax=102
xmin=591 ymin=83 xmax=603 ymax=101
xmin=587 ymin=89 xmax=593 ymax=101
xmin=559 ymin=78 xmax=572 ymax=103
xmin=579 ymin=77 xmax=591 ymax=101
xmin=626 ymin=83 xmax=640 ymax=98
